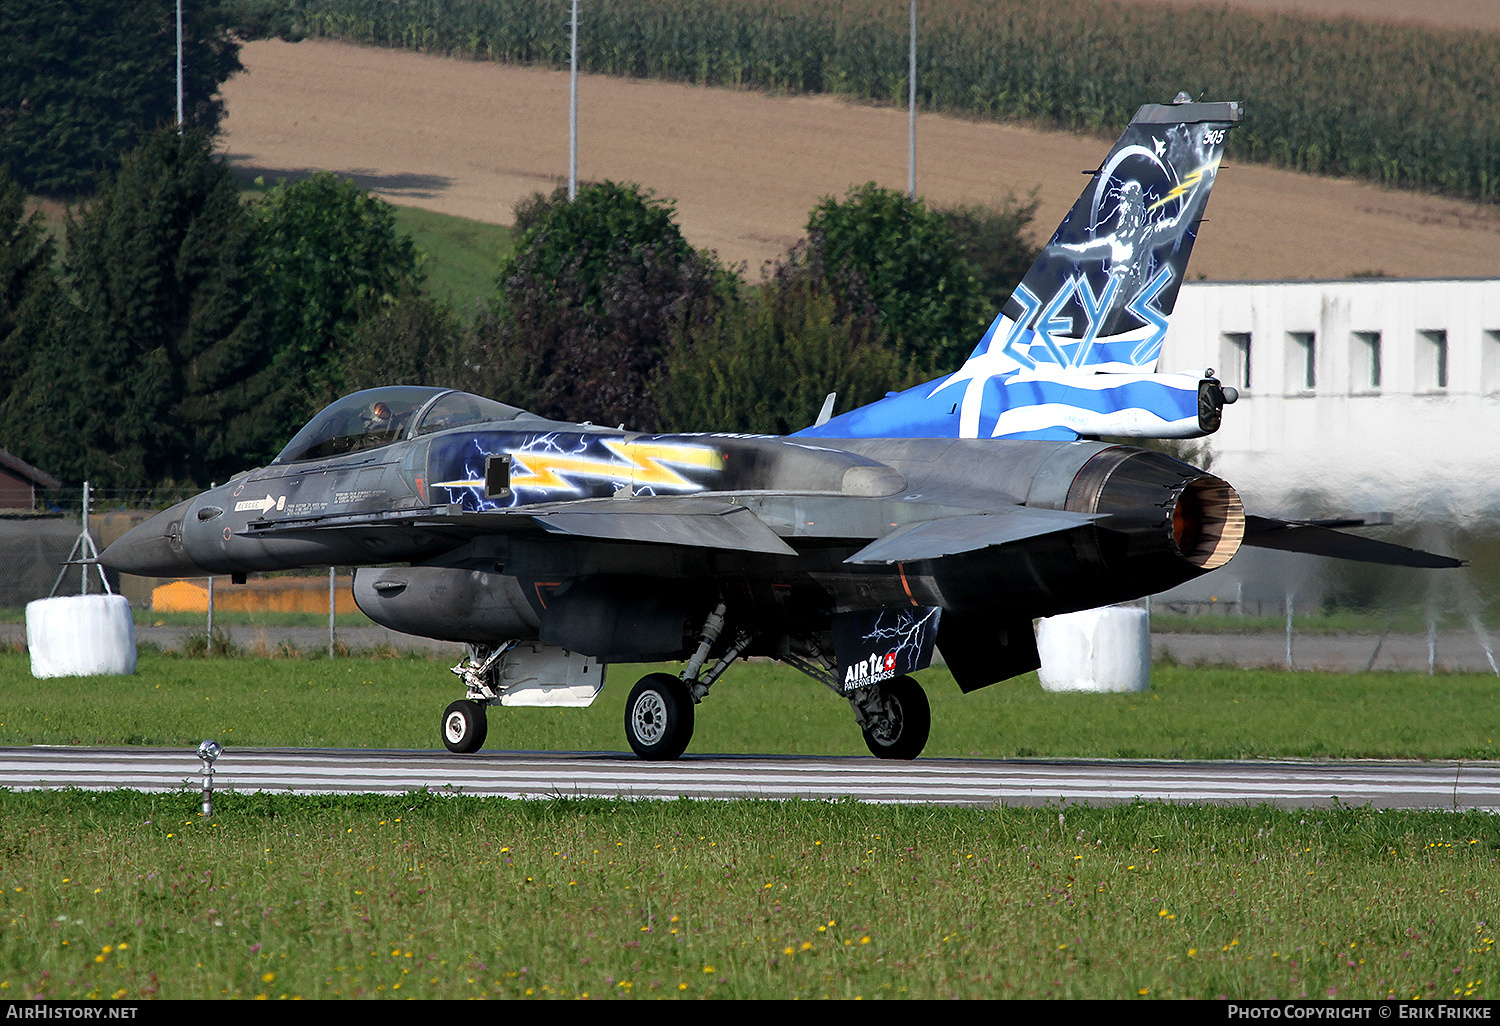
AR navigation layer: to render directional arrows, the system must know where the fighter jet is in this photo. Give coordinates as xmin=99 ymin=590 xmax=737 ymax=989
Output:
xmin=101 ymin=97 xmax=1459 ymax=761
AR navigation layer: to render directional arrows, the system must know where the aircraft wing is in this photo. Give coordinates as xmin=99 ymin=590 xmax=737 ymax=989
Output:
xmin=242 ymin=496 xmax=797 ymax=555
xmin=1241 ymin=515 xmax=1463 ymax=568
xmin=844 ymin=508 xmax=1102 ymax=565
xmin=523 ymin=497 xmax=796 ymax=554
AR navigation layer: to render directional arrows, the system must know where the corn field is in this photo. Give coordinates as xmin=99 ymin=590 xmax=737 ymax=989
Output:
xmin=278 ymin=0 xmax=1500 ymax=204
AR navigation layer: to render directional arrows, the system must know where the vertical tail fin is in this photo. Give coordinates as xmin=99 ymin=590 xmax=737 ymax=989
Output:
xmin=799 ymin=97 xmax=1244 ymax=441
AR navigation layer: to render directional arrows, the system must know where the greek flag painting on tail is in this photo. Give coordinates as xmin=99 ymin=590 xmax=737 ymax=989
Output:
xmin=798 ymin=96 xmax=1244 ymax=442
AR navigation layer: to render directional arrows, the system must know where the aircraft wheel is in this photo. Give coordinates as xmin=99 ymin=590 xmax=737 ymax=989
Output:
xmin=625 ymin=673 xmax=695 ymax=761
xmin=441 ymin=699 xmax=488 ymax=754
xmin=861 ymin=675 xmax=930 ymax=761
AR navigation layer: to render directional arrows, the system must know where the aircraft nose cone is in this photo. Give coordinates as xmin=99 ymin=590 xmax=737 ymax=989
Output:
xmin=99 ymin=499 xmax=202 ymax=578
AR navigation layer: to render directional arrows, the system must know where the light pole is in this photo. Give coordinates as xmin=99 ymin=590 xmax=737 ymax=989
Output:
xmin=908 ymin=1 xmax=917 ymax=198
xmin=176 ymin=0 xmax=184 ymax=131
xmin=569 ymin=0 xmax=579 ymax=200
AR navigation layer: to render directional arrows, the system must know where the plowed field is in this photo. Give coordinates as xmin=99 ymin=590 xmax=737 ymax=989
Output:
xmin=219 ymin=36 xmax=1500 ymax=280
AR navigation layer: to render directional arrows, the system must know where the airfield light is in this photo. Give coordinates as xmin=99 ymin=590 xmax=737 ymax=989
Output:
xmin=197 ymin=740 xmax=222 ymax=818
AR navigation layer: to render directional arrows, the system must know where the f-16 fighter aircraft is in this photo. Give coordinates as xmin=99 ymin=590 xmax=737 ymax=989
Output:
xmin=101 ymin=96 xmax=1459 ymax=761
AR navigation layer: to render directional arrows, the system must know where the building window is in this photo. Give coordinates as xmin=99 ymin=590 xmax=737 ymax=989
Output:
xmin=1351 ymin=331 xmax=1381 ymax=391
xmin=1417 ymin=329 xmax=1448 ymax=391
xmin=1287 ymin=331 xmax=1316 ymax=391
xmin=1219 ymin=332 xmax=1251 ymax=390
xmin=1483 ymin=330 xmax=1500 ymax=393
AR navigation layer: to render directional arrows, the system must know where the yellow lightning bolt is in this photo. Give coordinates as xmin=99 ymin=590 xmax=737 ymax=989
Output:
xmin=506 ymin=452 xmax=626 ymax=491
xmin=603 ymin=440 xmax=720 ymax=490
xmin=434 ymin=440 xmax=720 ymax=494
xmin=451 ymin=440 xmax=719 ymax=493
xmin=1147 ymin=158 xmax=1220 ymax=212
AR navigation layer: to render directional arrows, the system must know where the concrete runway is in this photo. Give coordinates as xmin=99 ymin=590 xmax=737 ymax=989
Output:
xmin=4 ymin=746 xmax=1497 ymax=810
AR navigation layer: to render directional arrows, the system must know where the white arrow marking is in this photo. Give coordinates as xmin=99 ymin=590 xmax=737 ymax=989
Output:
xmin=234 ymin=495 xmax=278 ymax=514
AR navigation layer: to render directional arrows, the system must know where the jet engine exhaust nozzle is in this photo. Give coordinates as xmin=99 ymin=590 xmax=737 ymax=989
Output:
xmin=1066 ymin=447 xmax=1245 ymax=573
xmin=1170 ymin=473 xmax=1244 ymax=570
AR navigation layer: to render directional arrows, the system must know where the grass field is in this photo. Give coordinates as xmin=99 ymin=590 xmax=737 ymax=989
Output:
xmin=236 ymin=178 xmax=512 ymax=311
xmin=6 ymin=655 xmax=1498 ymax=1000
xmin=0 ymin=791 xmax=1494 ymax=999
xmin=388 ymin=204 xmax=512 ymax=311
xmin=2 ymin=652 xmax=1497 ymax=760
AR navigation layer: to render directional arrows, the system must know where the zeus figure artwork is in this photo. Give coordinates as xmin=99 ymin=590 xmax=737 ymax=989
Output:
xmin=102 ymin=97 xmax=1459 ymax=760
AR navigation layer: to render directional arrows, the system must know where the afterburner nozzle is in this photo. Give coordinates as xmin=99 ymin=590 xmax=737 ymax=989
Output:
xmin=1067 ymin=448 xmax=1245 ymax=572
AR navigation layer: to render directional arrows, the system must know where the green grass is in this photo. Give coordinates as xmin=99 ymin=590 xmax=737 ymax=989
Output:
xmin=389 ymin=204 xmax=512 ymax=311
xmin=0 ymin=791 xmax=1494 ymax=999
xmin=3 ymin=653 xmax=1498 ymax=760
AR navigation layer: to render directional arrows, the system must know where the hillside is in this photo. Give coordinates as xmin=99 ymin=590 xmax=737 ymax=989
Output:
xmin=219 ymin=37 xmax=1500 ymax=281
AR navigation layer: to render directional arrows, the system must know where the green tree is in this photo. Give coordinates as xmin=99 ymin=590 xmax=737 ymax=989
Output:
xmin=486 ymin=181 xmax=729 ymax=428
xmin=807 ymin=183 xmax=992 ymax=372
xmin=338 ymin=285 xmax=464 ymax=394
xmin=0 ymin=0 xmax=245 ymax=194
xmin=252 ymin=172 xmax=426 ymax=409
xmin=0 ymin=167 xmax=59 ymax=405
xmin=655 ymin=245 xmax=916 ymax=435
xmin=18 ymin=130 xmax=275 ymax=488
xmin=937 ymin=193 xmax=1042 ymax=312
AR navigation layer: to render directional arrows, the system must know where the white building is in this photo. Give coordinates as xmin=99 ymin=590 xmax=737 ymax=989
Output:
xmin=1156 ymin=278 xmax=1500 ymax=608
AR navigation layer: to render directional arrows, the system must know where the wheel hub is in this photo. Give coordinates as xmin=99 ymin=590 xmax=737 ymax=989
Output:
xmin=868 ymin=696 xmax=903 ymax=745
xmin=444 ymin=711 xmax=468 ymax=745
xmin=631 ymin=692 xmax=668 ymax=745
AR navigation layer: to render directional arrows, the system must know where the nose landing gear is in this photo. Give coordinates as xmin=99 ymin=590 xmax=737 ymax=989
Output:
xmin=441 ymin=699 xmax=488 ymax=754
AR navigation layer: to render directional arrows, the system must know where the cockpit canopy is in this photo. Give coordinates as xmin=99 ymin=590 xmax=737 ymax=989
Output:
xmin=274 ymin=387 xmax=529 ymax=463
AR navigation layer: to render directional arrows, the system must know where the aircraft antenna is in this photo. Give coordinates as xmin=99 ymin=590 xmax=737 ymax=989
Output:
xmin=814 ymin=392 xmax=838 ymax=428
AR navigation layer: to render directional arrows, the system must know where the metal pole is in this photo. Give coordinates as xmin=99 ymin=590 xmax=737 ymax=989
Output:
xmin=329 ymin=566 xmax=336 ymax=658
xmin=1427 ymin=611 xmax=1437 ymax=675
xmin=176 ymin=0 xmax=184 ymax=130
xmin=568 ymin=0 xmax=579 ymax=201
xmin=206 ymin=484 xmax=215 ymax=641
xmin=1284 ymin=591 xmax=1294 ymax=670
xmin=907 ymin=1 xmax=917 ymax=198
xmin=80 ymin=481 xmax=89 ymax=595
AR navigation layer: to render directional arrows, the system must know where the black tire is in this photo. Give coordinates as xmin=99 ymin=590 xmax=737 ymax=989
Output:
xmin=624 ymin=673 xmax=695 ymax=761
xmin=441 ymin=699 xmax=488 ymax=754
xmin=861 ymin=675 xmax=930 ymax=760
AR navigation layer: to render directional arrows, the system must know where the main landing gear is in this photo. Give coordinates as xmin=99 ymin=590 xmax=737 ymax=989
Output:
xmin=784 ymin=645 xmax=931 ymax=760
xmin=624 ymin=674 xmax=695 ymax=760
xmin=851 ymin=674 xmax=930 ymax=760
xmin=622 ymin=601 xmax=752 ymax=761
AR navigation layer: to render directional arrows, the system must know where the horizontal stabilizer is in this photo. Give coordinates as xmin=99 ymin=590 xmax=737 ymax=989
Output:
xmin=845 ymin=508 xmax=1101 ymax=565
xmin=1242 ymin=515 xmax=1463 ymax=568
xmin=530 ymin=497 xmax=797 ymax=555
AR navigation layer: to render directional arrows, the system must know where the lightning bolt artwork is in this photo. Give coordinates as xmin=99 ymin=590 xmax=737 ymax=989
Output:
xmin=431 ymin=433 xmax=722 ymax=509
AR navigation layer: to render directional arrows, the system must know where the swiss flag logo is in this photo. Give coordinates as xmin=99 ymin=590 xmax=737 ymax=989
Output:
xmin=884 ymin=652 xmax=897 ymax=671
